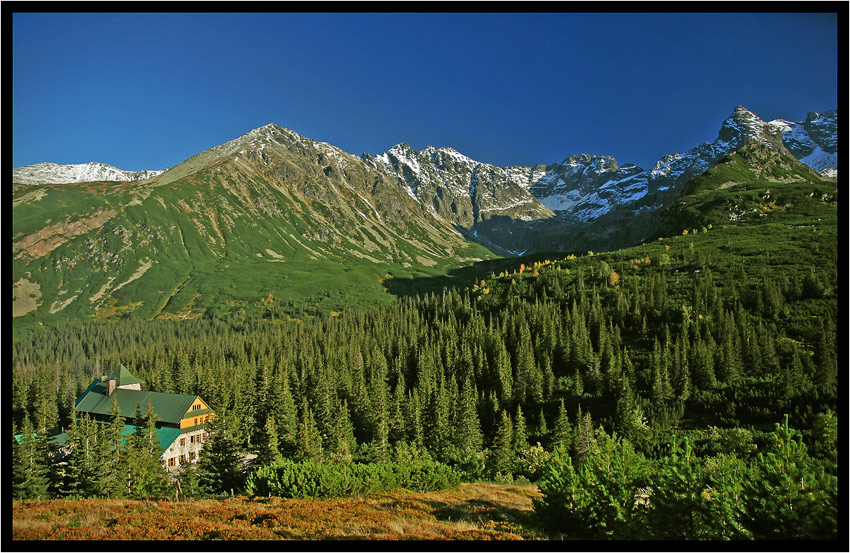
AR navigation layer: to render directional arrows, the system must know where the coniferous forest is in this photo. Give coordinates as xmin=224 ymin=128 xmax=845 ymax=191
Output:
xmin=12 ymin=182 xmax=838 ymax=540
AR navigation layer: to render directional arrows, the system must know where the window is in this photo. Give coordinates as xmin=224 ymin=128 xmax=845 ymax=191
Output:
xmin=203 ymin=432 xmax=208 ymax=442
xmin=168 ymin=457 xmax=175 ymax=467
xmin=180 ymin=438 xmax=185 ymax=446
xmin=190 ymin=435 xmax=195 ymax=444
xmin=194 ymin=417 xmax=199 ymax=426
xmin=189 ymin=451 xmax=196 ymax=461
xmin=192 ymin=404 xmax=201 ymax=411
xmin=179 ymin=454 xmax=186 ymax=464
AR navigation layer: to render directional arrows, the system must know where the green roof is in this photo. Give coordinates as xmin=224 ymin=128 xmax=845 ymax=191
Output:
xmin=105 ymin=363 xmax=143 ymax=387
xmin=46 ymin=424 xmax=183 ymax=454
xmin=75 ymin=385 xmax=199 ymax=424
xmin=14 ymin=433 xmax=36 ymax=446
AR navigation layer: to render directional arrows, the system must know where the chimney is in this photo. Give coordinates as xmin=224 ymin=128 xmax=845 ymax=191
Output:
xmin=107 ymin=379 xmax=116 ymax=396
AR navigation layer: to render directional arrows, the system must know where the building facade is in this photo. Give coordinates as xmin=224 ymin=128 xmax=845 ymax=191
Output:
xmin=72 ymin=364 xmax=214 ymax=473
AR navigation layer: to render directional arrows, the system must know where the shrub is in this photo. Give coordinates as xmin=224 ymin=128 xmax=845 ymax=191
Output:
xmin=244 ymin=459 xmax=460 ymax=499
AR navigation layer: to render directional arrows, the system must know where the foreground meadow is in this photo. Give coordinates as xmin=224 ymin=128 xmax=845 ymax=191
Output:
xmin=12 ymin=483 xmax=543 ymax=541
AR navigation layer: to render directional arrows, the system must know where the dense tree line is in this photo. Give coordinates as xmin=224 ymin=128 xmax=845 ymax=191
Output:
xmin=11 ymin=243 xmax=837 ymax=537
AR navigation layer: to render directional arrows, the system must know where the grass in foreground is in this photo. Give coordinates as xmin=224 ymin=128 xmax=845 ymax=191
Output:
xmin=12 ymin=483 xmax=544 ymax=541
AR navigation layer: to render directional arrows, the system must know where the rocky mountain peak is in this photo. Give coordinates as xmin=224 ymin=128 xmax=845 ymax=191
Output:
xmin=716 ymin=105 xmax=772 ymax=147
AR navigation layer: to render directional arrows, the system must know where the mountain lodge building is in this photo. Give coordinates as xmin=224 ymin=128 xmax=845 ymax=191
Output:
xmin=68 ymin=364 xmax=214 ymax=472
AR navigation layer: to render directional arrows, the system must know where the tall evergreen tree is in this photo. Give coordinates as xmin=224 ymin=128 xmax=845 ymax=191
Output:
xmin=550 ymin=399 xmax=572 ymax=451
xmin=61 ymin=413 xmax=102 ymax=497
xmin=453 ymin=378 xmax=483 ymax=454
xmin=126 ymin=402 xmax=172 ymax=499
xmin=98 ymin=397 xmax=128 ymax=498
xmin=572 ymin=407 xmax=595 ymax=467
xmin=512 ymin=404 xmax=529 ymax=453
xmin=489 ymin=411 xmax=514 ymax=479
xmin=255 ymin=415 xmax=284 ymax=467
xmin=12 ymin=416 xmax=50 ymax=500
xmin=293 ymin=399 xmax=323 ymax=462
xmin=329 ymin=399 xmax=357 ymax=464
xmin=198 ymin=406 xmax=247 ymax=495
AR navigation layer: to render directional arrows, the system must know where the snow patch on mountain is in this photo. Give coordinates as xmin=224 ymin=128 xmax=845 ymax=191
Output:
xmin=799 ymin=147 xmax=838 ymax=173
xmin=12 ymin=162 xmax=165 ymax=185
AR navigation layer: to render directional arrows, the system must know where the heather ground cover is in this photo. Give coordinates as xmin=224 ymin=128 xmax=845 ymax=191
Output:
xmin=12 ymin=483 xmax=543 ymax=541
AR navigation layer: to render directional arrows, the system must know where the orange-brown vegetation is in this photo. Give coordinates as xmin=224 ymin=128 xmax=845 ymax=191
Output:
xmin=12 ymin=483 xmax=544 ymax=541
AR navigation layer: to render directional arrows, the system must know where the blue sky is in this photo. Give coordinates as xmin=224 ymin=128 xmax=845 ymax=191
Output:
xmin=12 ymin=12 xmax=838 ymax=171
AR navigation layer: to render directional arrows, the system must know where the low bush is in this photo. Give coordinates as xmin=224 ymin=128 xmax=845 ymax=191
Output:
xmin=244 ymin=459 xmax=460 ymax=499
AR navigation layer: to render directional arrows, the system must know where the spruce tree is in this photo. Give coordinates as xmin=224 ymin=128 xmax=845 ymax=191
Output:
xmin=293 ymin=399 xmax=323 ymax=462
xmin=198 ymin=406 xmax=247 ymax=495
xmin=12 ymin=416 xmax=50 ymax=500
xmin=126 ymin=402 xmax=172 ymax=499
xmin=61 ymin=413 xmax=101 ymax=498
xmin=453 ymin=378 xmax=483 ymax=454
xmin=97 ymin=398 xmax=128 ymax=498
xmin=329 ymin=399 xmax=357 ymax=464
xmin=572 ymin=407 xmax=595 ymax=467
xmin=276 ymin=375 xmax=299 ymax=456
xmin=550 ymin=399 xmax=572 ymax=451
xmin=513 ymin=404 xmax=529 ymax=453
xmin=489 ymin=411 xmax=514 ymax=480
xmin=255 ymin=415 xmax=284 ymax=467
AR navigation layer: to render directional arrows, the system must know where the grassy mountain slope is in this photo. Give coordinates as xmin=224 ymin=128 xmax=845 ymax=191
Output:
xmin=652 ymin=142 xmax=837 ymax=238
xmin=12 ymin=125 xmax=494 ymax=339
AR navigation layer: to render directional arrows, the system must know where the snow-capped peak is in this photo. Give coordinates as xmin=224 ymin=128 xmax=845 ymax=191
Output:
xmin=12 ymin=161 xmax=165 ymax=185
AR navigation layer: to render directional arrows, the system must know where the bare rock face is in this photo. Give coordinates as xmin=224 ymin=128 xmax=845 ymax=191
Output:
xmin=13 ymin=209 xmax=118 ymax=259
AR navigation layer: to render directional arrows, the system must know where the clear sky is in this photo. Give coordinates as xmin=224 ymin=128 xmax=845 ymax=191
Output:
xmin=12 ymin=11 xmax=838 ymax=171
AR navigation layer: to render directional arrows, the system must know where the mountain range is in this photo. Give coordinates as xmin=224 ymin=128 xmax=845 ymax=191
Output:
xmin=11 ymin=105 xmax=837 ymax=330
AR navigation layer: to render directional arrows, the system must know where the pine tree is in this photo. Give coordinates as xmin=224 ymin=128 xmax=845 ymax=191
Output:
xmin=814 ymin=318 xmax=837 ymax=398
xmin=98 ymin=397 xmax=128 ymax=498
xmin=572 ymin=407 xmax=595 ymax=467
xmin=405 ymin=388 xmax=426 ymax=454
xmin=550 ymin=399 xmax=572 ymax=451
xmin=369 ymin=393 xmax=391 ymax=462
xmin=512 ymin=404 xmax=529 ymax=453
xmin=329 ymin=399 xmax=357 ymax=464
xmin=293 ymin=399 xmax=323 ymax=462
xmin=198 ymin=406 xmax=247 ymax=495
xmin=276 ymin=375 xmax=299 ymax=456
xmin=61 ymin=413 xmax=102 ymax=498
xmin=255 ymin=416 xmax=284 ymax=467
xmin=534 ymin=408 xmax=549 ymax=443
xmin=649 ymin=338 xmax=673 ymax=402
xmin=489 ymin=411 xmax=514 ymax=480
xmin=493 ymin=339 xmax=513 ymax=405
xmin=453 ymin=378 xmax=483 ymax=454
xmin=671 ymin=334 xmax=691 ymax=402
xmin=425 ymin=376 xmax=451 ymax=460
xmin=12 ymin=416 xmax=50 ymax=500
xmin=126 ymin=402 xmax=172 ymax=499
xmin=691 ymin=338 xmax=717 ymax=390
xmin=388 ymin=365 xmax=407 ymax=443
